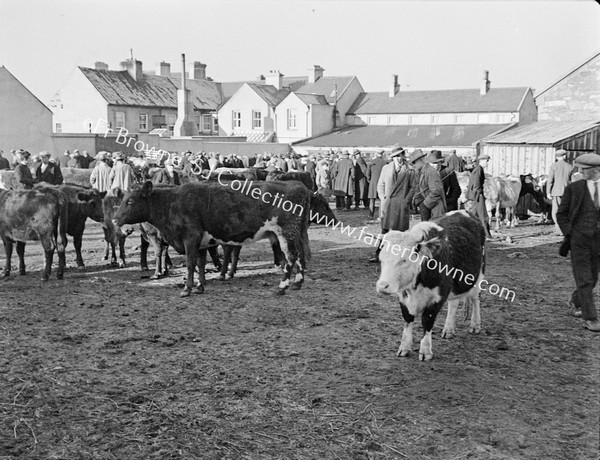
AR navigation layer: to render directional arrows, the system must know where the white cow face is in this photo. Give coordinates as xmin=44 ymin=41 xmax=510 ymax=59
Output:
xmin=376 ymin=226 xmax=442 ymax=296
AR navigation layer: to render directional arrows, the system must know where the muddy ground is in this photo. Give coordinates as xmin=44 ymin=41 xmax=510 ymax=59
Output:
xmin=0 ymin=209 xmax=598 ymax=459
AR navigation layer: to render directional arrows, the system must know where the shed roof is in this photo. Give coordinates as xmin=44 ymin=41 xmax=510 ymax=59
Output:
xmin=348 ymin=87 xmax=530 ymax=115
xmin=484 ymin=119 xmax=600 ymax=145
xmin=80 ymin=67 xmax=223 ymax=110
xmin=297 ymin=76 xmax=356 ymax=103
xmin=294 ymin=124 xmax=512 ymax=148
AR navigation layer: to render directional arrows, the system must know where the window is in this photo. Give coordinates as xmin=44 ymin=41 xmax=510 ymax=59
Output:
xmin=477 ymin=113 xmax=490 ymax=124
xmin=166 ymin=114 xmax=176 ymax=130
xmin=203 ymin=115 xmax=212 ymax=132
xmin=213 ymin=117 xmax=219 ymax=132
xmin=194 ymin=114 xmax=201 ymax=132
xmin=252 ymin=110 xmax=262 ymax=129
xmin=387 ymin=116 xmax=397 ymax=125
xmin=287 ymin=109 xmax=297 ymax=129
xmin=409 ymin=115 xmax=418 ymax=125
xmin=453 ymin=114 xmax=464 ymax=124
xmin=431 ymin=115 xmax=440 ymax=124
xmin=367 ymin=116 xmax=376 ymax=125
xmin=115 ymin=111 xmax=126 ymax=129
xmin=497 ymin=113 xmax=512 ymax=123
xmin=55 ymin=123 xmax=62 ymax=133
xmin=232 ymin=111 xmax=241 ymax=128
xmin=139 ymin=113 xmax=148 ymax=131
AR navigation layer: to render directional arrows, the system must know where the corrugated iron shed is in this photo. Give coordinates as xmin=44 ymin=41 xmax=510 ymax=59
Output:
xmin=484 ymin=119 xmax=600 ymax=144
xmin=80 ymin=67 xmax=223 ymax=110
xmin=294 ymin=124 xmax=511 ymax=148
xmin=348 ymin=87 xmax=530 ymax=114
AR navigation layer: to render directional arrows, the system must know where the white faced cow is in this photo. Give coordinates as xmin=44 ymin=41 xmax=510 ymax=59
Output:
xmin=376 ymin=211 xmax=486 ymax=360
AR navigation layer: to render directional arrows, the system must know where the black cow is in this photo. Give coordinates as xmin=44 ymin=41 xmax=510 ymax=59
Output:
xmin=516 ymin=174 xmax=549 ymax=221
xmin=0 ymin=186 xmax=68 ymax=280
xmin=115 ymin=180 xmax=311 ymax=297
xmin=58 ymin=185 xmax=107 ymax=267
xmin=266 ymin=170 xmax=315 ymax=191
xmin=376 ymin=211 xmax=486 ymax=361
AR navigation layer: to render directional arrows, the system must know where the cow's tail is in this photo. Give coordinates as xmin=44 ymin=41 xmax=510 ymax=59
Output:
xmin=57 ymin=191 xmax=69 ymax=252
xmin=299 ymin=194 xmax=312 ymax=262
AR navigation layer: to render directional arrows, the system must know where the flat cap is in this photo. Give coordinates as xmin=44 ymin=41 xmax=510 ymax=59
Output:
xmin=574 ymin=153 xmax=600 ymax=169
xmin=555 ymin=149 xmax=568 ymax=157
xmin=39 ymin=151 xmax=52 ymax=158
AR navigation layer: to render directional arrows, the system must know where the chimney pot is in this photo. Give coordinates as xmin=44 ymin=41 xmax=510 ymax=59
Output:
xmin=120 ymin=58 xmax=143 ymax=81
xmin=157 ymin=61 xmax=171 ymax=77
xmin=266 ymin=70 xmax=283 ymax=90
xmin=308 ymin=65 xmax=324 ymax=84
xmin=480 ymin=70 xmax=491 ymax=95
xmin=389 ymin=74 xmax=400 ymax=97
xmin=95 ymin=61 xmax=109 ymax=71
xmin=192 ymin=61 xmax=207 ymax=80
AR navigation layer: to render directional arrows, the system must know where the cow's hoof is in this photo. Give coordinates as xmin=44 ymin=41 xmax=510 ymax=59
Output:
xmin=226 ymin=273 xmax=234 ymax=280
xmin=275 ymin=288 xmax=287 ymax=296
xmin=41 ymin=275 xmax=49 ymax=282
xmin=469 ymin=326 xmax=481 ymax=334
xmin=141 ymin=265 xmax=149 ymax=272
xmin=119 ymin=262 xmax=126 ymax=269
xmin=180 ymin=289 xmax=191 ymax=298
xmin=77 ymin=264 xmax=85 ymax=270
xmin=397 ymin=349 xmax=410 ymax=357
xmin=57 ymin=273 xmax=64 ymax=280
xmin=2 ymin=273 xmax=10 ymax=280
xmin=218 ymin=275 xmax=226 ymax=281
xmin=150 ymin=274 xmax=160 ymax=280
xmin=194 ymin=285 xmax=205 ymax=295
xmin=110 ymin=261 xmax=118 ymax=267
xmin=19 ymin=270 xmax=26 ymax=276
xmin=441 ymin=328 xmax=454 ymax=339
xmin=419 ymin=353 xmax=433 ymax=361
xmin=290 ymin=282 xmax=302 ymax=290
xmin=102 ymin=255 xmax=109 ymax=261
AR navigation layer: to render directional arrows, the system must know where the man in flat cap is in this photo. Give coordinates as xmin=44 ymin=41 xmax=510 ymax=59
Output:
xmin=331 ymin=150 xmax=354 ymax=211
xmin=352 ymin=149 xmax=369 ymax=210
xmin=466 ymin=154 xmax=492 ymax=238
xmin=13 ymin=150 xmax=36 ymax=189
xmin=36 ymin=151 xmax=63 ymax=185
xmin=547 ymin=149 xmax=573 ymax=235
xmin=367 ymin=150 xmax=387 ymax=219
xmin=108 ymin=151 xmax=135 ymax=192
xmin=90 ymin=151 xmax=112 ymax=192
xmin=556 ymin=153 xmax=600 ymax=332
xmin=411 ymin=149 xmax=446 ymax=221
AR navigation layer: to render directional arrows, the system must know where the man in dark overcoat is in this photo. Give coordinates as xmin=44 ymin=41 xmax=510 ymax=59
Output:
xmin=352 ymin=149 xmax=369 ymax=210
xmin=445 ymin=149 xmax=465 ymax=173
xmin=466 ymin=154 xmax=492 ymax=238
xmin=36 ymin=151 xmax=63 ymax=185
xmin=556 ymin=153 xmax=600 ymax=332
xmin=436 ymin=151 xmax=461 ymax=211
xmin=304 ymin=155 xmax=317 ymax=189
xmin=367 ymin=150 xmax=387 ymax=219
xmin=411 ymin=150 xmax=446 ymax=221
xmin=332 ymin=151 xmax=354 ymax=210
xmin=547 ymin=149 xmax=573 ymax=234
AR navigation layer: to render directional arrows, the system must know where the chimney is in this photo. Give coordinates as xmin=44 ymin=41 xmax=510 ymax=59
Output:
xmin=308 ymin=65 xmax=324 ymax=84
xmin=389 ymin=74 xmax=400 ymax=97
xmin=480 ymin=70 xmax=491 ymax=95
xmin=95 ymin=61 xmax=109 ymax=71
xmin=256 ymin=74 xmax=266 ymax=82
xmin=173 ymin=53 xmax=198 ymax=137
xmin=157 ymin=61 xmax=171 ymax=77
xmin=120 ymin=59 xmax=143 ymax=81
xmin=266 ymin=70 xmax=283 ymax=90
xmin=192 ymin=61 xmax=207 ymax=80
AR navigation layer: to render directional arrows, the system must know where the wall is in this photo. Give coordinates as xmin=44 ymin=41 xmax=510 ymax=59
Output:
xmin=0 ymin=67 xmax=53 ymax=153
xmin=52 ymin=133 xmax=139 ymax=157
xmin=50 ymin=68 xmax=108 ymax=133
xmin=350 ymin=111 xmax=520 ymax=126
xmin=536 ymin=53 xmax=600 ymax=122
xmin=335 ymin=77 xmax=364 ymax=127
xmin=483 ymin=144 xmax=556 ymax=177
xmin=517 ymin=89 xmax=538 ymax=125
xmin=275 ymin=94 xmax=310 ymax=143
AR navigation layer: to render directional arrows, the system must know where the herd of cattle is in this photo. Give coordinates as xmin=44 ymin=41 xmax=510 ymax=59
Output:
xmin=0 ymin=160 xmax=550 ymax=360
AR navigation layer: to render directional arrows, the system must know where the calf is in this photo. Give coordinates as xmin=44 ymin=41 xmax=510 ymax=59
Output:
xmin=484 ymin=175 xmax=522 ymax=230
xmin=376 ymin=211 xmax=486 ymax=361
xmin=115 ymin=180 xmax=311 ymax=297
xmin=0 ymin=186 xmax=68 ymax=281
xmin=58 ymin=185 xmax=106 ymax=267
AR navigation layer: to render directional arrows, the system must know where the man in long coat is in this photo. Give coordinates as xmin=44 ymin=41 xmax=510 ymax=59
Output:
xmin=90 ymin=151 xmax=112 ymax=192
xmin=411 ymin=150 xmax=446 ymax=221
xmin=332 ymin=151 xmax=354 ymax=210
xmin=367 ymin=150 xmax=387 ymax=219
xmin=466 ymin=154 xmax=492 ymax=238
xmin=436 ymin=151 xmax=461 ymax=211
xmin=108 ymin=151 xmax=135 ymax=192
xmin=352 ymin=149 xmax=369 ymax=210
xmin=445 ymin=149 xmax=465 ymax=173
xmin=36 ymin=151 xmax=63 ymax=185
xmin=556 ymin=153 xmax=600 ymax=332
xmin=547 ymin=149 xmax=573 ymax=234
xmin=304 ymin=155 xmax=317 ymax=189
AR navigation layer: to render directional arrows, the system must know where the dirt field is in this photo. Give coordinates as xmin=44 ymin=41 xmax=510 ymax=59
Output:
xmin=1 ymin=210 xmax=598 ymax=460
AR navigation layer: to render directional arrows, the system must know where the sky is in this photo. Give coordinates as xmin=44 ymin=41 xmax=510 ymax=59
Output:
xmin=1 ymin=0 xmax=599 ymax=105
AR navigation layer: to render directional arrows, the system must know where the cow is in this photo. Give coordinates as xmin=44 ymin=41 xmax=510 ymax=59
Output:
xmin=61 ymin=167 xmax=93 ymax=188
xmin=266 ymin=170 xmax=315 ymax=191
xmin=484 ymin=175 xmax=522 ymax=230
xmin=0 ymin=170 xmax=18 ymax=190
xmin=0 ymin=186 xmax=68 ymax=281
xmin=376 ymin=211 xmax=486 ymax=361
xmin=114 ymin=180 xmax=311 ymax=297
xmin=101 ymin=191 xmax=133 ymax=267
xmin=456 ymin=171 xmax=471 ymax=209
xmin=515 ymin=174 xmax=549 ymax=222
xmin=58 ymin=185 xmax=107 ymax=267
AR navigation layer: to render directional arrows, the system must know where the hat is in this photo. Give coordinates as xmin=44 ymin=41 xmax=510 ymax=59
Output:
xmin=409 ymin=149 xmax=426 ymax=163
xmin=112 ymin=151 xmax=124 ymax=160
xmin=425 ymin=150 xmax=444 ymax=163
xmin=352 ymin=148 xmax=360 ymax=155
xmin=555 ymin=149 xmax=568 ymax=157
xmin=478 ymin=154 xmax=490 ymax=161
xmin=390 ymin=143 xmax=405 ymax=158
xmin=574 ymin=153 xmax=600 ymax=169
xmin=96 ymin=151 xmax=107 ymax=161
xmin=73 ymin=149 xmax=80 ymax=154
xmin=16 ymin=150 xmax=30 ymax=160
xmin=39 ymin=151 xmax=51 ymax=158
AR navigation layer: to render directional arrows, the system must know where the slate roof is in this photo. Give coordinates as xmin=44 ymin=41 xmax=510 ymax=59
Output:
xmin=294 ymin=124 xmax=512 ymax=148
xmin=246 ymin=83 xmax=290 ymax=108
xmin=484 ymin=119 xmax=600 ymax=145
xmin=348 ymin=87 xmax=531 ymax=115
xmin=297 ymin=76 xmax=356 ymax=103
xmin=295 ymin=93 xmax=329 ymax=106
xmin=220 ymin=76 xmax=308 ymax=100
xmin=79 ymin=67 xmax=223 ymax=110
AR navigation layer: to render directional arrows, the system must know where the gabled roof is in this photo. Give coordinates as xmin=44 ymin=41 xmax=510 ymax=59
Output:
xmin=246 ymin=83 xmax=290 ymax=108
xmin=484 ymin=119 xmax=600 ymax=145
xmin=294 ymin=92 xmax=329 ymax=106
xmin=79 ymin=67 xmax=223 ymax=110
xmin=220 ymin=76 xmax=307 ymax=100
xmin=348 ymin=87 xmax=531 ymax=115
xmin=0 ymin=66 xmax=52 ymax=113
xmin=297 ymin=76 xmax=357 ymax=103
xmin=294 ymin=124 xmax=512 ymax=148
xmin=535 ymin=51 xmax=600 ymax=99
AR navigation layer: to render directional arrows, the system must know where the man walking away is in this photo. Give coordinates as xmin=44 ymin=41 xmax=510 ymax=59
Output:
xmin=547 ymin=149 xmax=573 ymax=235
xmin=466 ymin=154 xmax=492 ymax=238
xmin=367 ymin=149 xmax=387 ymax=219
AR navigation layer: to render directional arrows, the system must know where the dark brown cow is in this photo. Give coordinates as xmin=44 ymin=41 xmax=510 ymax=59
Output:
xmin=115 ymin=180 xmax=311 ymax=297
xmin=266 ymin=170 xmax=315 ymax=191
xmin=0 ymin=186 xmax=68 ymax=280
xmin=58 ymin=185 xmax=107 ymax=267
xmin=101 ymin=191 xmax=133 ymax=267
